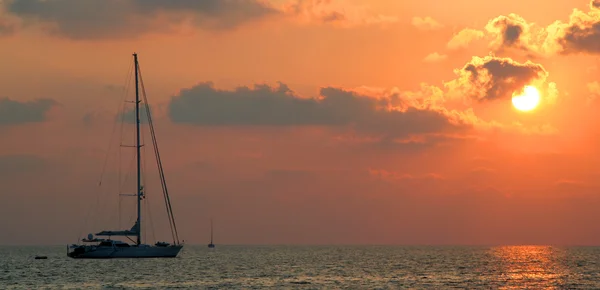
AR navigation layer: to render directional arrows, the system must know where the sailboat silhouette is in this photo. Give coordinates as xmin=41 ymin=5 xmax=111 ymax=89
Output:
xmin=67 ymin=53 xmax=183 ymax=259
xmin=208 ymin=218 xmax=215 ymax=248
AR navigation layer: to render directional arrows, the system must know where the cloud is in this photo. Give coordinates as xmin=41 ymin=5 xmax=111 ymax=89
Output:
xmin=546 ymin=82 xmax=559 ymax=105
xmin=0 ymin=8 xmax=17 ymax=35
xmin=587 ymin=81 xmax=600 ymax=104
xmin=447 ymin=28 xmax=484 ymax=50
xmin=423 ymin=52 xmax=447 ymax=63
xmin=282 ymin=0 xmax=397 ymax=27
xmin=368 ymin=168 xmax=445 ymax=182
xmin=3 ymin=0 xmax=279 ymax=39
xmin=470 ymin=167 xmax=496 ymax=175
xmin=555 ymin=179 xmax=586 ymax=188
xmin=510 ymin=122 xmax=559 ymax=136
xmin=485 ymin=14 xmax=535 ymax=53
xmin=82 ymin=101 xmax=154 ymax=126
xmin=1 ymin=0 xmax=396 ymax=39
xmin=472 ymin=1 xmax=600 ymax=56
xmin=554 ymin=179 xmax=598 ymax=195
xmin=265 ymin=169 xmax=318 ymax=181
xmin=444 ymin=55 xmax=549 ymax=102
xmin=121 ymin=103 xmax=152 ymax=124
xmin=167 ymin=81 xmax=551 ymax=140
xmin=547 ymin=2 xmax=600 ymax=55
xmin=442 ymin=13 xmax=550 ymax=56
xmin=334 ymin=130 xmax=480 ymax=152
xmin=0 ymin=97 xmax=57 ymax=125
xmin=411 ymin=16 xmax=442 ymax=30
xmin=284 ymin=0 xmax=347 ymax=24
xmin=0 ymin=23 xmax=14 ymax=35
xmin=167 ymin=82 xmax=473 ymax=140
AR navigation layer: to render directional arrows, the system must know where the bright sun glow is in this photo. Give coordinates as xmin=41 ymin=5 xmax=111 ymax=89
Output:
xmin=512 ymin=86 xmax=541 ymax=112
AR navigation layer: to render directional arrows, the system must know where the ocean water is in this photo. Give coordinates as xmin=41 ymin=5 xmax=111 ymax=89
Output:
xmin=1 ymin=245 xmax=600 ymax=289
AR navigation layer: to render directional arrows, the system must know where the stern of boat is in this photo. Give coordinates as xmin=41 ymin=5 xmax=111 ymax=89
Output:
xmin=67 ymin=244 xmax=86 ymax=258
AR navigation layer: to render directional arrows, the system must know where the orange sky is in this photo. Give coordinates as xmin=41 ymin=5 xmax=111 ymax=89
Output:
xmin=2 ymin=0 xmax=600 ymax=245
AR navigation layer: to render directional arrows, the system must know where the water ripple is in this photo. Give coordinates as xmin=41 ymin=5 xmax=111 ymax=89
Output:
xmin=1 ymin=245 xmax=600 ymax=289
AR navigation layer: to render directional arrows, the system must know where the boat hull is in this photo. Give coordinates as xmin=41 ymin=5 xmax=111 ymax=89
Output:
xmin=68 ymin=245 xmax=183 ymax=259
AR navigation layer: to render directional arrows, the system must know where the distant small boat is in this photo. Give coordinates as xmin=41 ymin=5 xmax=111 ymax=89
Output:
xmin=208 ymin=218 xmax=215 ymax=248
xmin=34 ymin=255 xmax=47 ymax=259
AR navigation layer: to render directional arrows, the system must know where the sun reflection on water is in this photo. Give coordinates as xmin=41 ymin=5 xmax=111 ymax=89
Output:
xmin=491 ymin=245 xmax=569 ymax=289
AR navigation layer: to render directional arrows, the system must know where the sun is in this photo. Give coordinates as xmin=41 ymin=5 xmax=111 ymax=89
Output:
xmin=512 ymin=86 xmax=541 ymax=112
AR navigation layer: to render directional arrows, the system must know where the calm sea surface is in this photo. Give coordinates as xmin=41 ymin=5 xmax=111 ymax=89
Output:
xmin=2 ymin=245 xmax=600 ymax=289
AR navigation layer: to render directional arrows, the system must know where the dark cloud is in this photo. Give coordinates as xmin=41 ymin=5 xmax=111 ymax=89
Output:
xmin=82 ymin=103 xmax=153 ymax=126
xmin=168 ymin=82 xmax=472 ymax=138
xmin=486 ymin=15 xmax=525 ymax=48
xmin=446 ymin=55 xmax=548 ymax=102
xmin=3 ymin=0 xmax=278 ymax=39
xmin=1 ymin=0 xmax=396 ymax=39
xmin=483 ymin=14 xmax=545 ymax=57
xmin=470 ymin=5 xmax=600 ymax=56
xmin=503 ymin=25 xmax=523 ymax=45
xmin=551 ymin=5 xmax=600 ymax=55
xmin=469 ymin=1 xmax=600 ymax=56
xmin=0 ymin=97 xmax=57 ymax=125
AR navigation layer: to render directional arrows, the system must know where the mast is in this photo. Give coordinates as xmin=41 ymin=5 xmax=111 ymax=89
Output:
xmin=134 ymin=53 xmax=142 ymax=246
xmin=210 ymin=219 xmax=213 ymax=244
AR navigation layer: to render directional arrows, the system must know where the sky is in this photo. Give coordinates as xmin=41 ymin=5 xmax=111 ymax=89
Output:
xmin=2 ymin=0 xmax=600 ymax=246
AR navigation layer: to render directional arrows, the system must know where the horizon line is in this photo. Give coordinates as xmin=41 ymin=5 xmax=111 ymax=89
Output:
xmin=2 ymin=243 xmax=600 ymax=247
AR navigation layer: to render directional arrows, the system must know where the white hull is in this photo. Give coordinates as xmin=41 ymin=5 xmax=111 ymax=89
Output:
xmin=68 ymin=245 xmax=183 ymax=259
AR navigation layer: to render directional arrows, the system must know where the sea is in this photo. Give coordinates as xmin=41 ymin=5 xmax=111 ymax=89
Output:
xmin=2 ymin=245 xmax=600 ymax=289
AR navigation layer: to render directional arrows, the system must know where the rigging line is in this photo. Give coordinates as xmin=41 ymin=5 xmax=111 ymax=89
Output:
xmin=101 ymin=59 xmax=134 ymax=231
xmin=118 ymin=100 xmax=128 ymax=230
xmin=146 ymin=197 xmax=157 ymax=243
xmin=135 ymin=63 xmax=170 ymax=230
xmin=118 ymin=94 xmax=126 ymax=212
xmin=99 ymin=58 xmax=133 ymax=187
xmin=114 ymin=149 xmax=138 ymax=228
xmin=143 ymin=198 xmax=147 ymax=243
xmin=113 ymin=70 xmax=138 ymax=230
xmin=146 ymin=103 xmax=177 ymax=245
xmin=140 ymin=114 xmax=157 ymax=244
xmin=76 ymin=57 xmax=134 ymax=242
xmin=118 ymin=86 xmax=131 ymax=192
xmin=121 ymin=151 xmax=136 ymax=188
xmin=141 ymin=107 xmax=148 ymax=243
xmin=139 ymin=76 xmax=177 ymax=244
xmin=138 ymin=63 xmax=180 ymax=244
xmin=118 ymin=191 xmax=121 ymax=229
xmin=119 ymin=57 xmax=135 ymax=193
xmin=142 ymin=145 xmax=157 ymax=245
xmin=118 ymin=148 xmax=135 ymax=228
